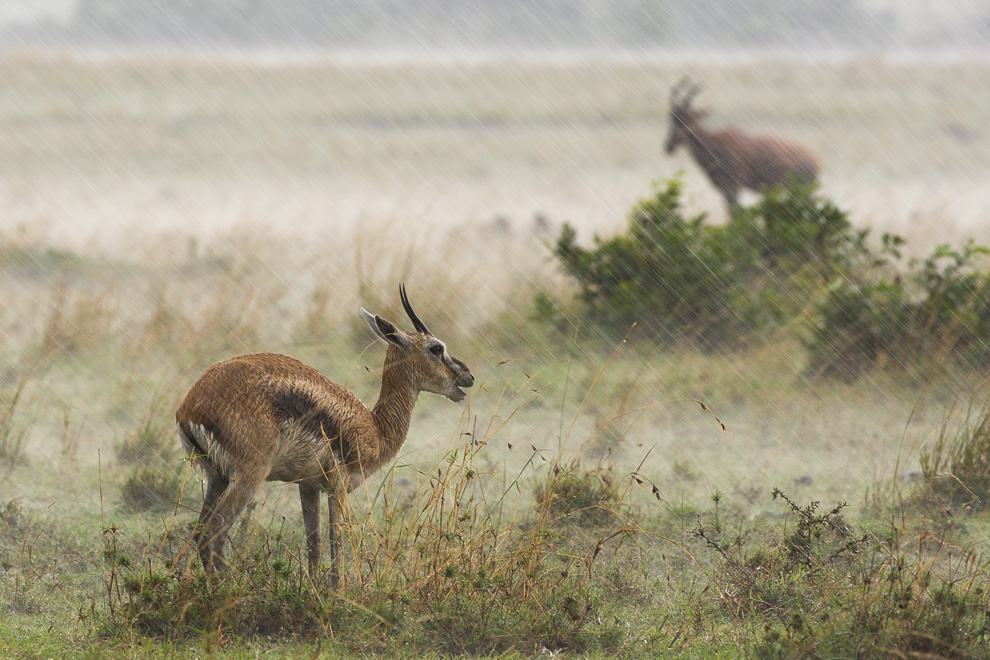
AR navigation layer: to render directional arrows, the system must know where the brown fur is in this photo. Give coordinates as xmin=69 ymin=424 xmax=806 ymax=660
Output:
xmin=175 ymin=289 xmax=473 ymax=587
xmin=666 ymin=79 xmax=819 ymax=209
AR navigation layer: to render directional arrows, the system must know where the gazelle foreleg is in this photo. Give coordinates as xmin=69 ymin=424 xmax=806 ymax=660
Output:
xmin=299 ymin=482 xmax=322 ymax=577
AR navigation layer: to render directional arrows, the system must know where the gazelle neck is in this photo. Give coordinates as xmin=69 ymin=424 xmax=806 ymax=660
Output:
xmin=371 ymin=343 xmax=419 ymax=461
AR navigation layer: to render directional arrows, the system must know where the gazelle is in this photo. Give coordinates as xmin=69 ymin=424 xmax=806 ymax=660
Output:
xmin=665 ymin=77 xmax=820 ymax=210
xmin=175 ymin=285 xmax=474 ymax=587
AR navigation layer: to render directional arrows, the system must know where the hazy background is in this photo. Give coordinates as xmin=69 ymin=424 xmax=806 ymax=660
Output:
xmin=2 ymin=0 xmax=990 ymax=52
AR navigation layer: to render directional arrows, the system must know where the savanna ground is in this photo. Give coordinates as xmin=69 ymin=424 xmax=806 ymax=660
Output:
xmin=1 ymin=51 xmax=990 ymax=658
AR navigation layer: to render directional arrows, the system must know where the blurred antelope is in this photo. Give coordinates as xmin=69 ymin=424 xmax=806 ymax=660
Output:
xmin=176 ymin=285 xmax=474 ymax=587
xmin=665 ymin=77 xmax=820 ymax=210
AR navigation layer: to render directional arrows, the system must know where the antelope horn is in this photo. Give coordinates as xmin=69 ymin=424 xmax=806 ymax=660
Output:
xmin=399 ymin=284 xmax=430 ymax=335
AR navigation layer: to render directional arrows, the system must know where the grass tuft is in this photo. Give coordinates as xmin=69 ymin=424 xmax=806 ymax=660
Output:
xmin=919 ymin=401 xmax=990 ymax=514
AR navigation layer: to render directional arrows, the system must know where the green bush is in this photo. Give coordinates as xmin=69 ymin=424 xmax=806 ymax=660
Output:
xmin=551 ymin=178 xmax=757 ymax=348
xmin=694 ymin=490 xmax=867 ymax=620
xmin=550 ymin=175 xmax=990 ymax=377
xmin=547 ymin=178 xmax=866 ymax=350
xmin=805 ymin=279 xmax=913 ymax=380
xmin=808 ymin=241 xmax=990 ymax=378
xmin=730 ymin=181 xmax=869 ymax=276
xmin=916 ymin=242 xmax=990 ymax=365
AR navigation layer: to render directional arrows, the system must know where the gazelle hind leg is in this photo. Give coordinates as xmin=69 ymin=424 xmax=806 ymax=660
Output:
xmin=193 ymin=474 xmax=227 ymax=572
xmin=197 ymin=474 xmax=263 ymax=572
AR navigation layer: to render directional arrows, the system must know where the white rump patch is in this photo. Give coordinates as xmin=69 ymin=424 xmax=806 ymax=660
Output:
xmin=178 ymin=422 xmax=238 ymax=478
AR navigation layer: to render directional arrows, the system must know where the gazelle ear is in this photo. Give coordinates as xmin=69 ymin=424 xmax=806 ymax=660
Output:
xmin=361 ymin=308 xmax=410 ymax=349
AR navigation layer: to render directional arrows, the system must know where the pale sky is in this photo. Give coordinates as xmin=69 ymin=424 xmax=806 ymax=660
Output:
xmin=0 ymin=0 xmax=74 ymax=25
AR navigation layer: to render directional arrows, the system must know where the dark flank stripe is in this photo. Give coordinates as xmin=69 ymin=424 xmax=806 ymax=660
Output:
xmin=271 ymin=388 xmax=350 ymax=460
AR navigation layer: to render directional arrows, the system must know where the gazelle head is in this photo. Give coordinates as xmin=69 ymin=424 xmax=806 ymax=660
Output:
xmin=665 ymin=77 xmax=706 ymax=154
xmin=361 ymin=285 xmax=475 ymax=402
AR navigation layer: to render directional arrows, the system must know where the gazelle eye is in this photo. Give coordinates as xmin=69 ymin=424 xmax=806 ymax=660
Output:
xmin=429 ymin=344 xmax=444 ymax=356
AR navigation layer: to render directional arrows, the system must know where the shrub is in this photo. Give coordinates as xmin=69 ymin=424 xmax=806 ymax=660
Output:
xmin=915 ymin=241 xmax=990 ymax=365
xmin=730 ymin=181 xmax=869 ymax=276
xmin=805 ymin=279 xmax=913 ymax=379
xmin=807 ymin=241 xmax=990 ymax=378
xmin=547 ymin=176 xmax=990 ymax=378
xmin=694 ymin=489 xmax=867 ymax=620
xmin=547 ymin=178 xmax=872 ymax=352
xmin=550 ymin=178 xmax=755 ymax=348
